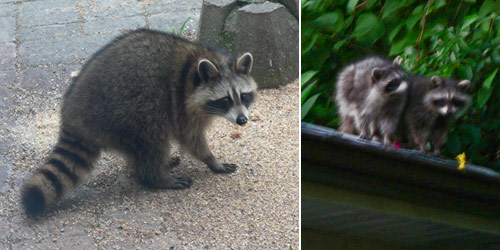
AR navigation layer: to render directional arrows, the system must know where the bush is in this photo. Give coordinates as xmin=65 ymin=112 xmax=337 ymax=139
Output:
xmin=301 ymin=0 xmax=500 ymax=169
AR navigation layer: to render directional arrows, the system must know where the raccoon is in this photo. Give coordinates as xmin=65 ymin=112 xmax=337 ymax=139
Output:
xmin=21 ymin=29 xmax=258 ymax=216
xmin=335 ymin=56 xmax=410 ymax=145
xmin=401 ymin=75 xmax=471 ymax=154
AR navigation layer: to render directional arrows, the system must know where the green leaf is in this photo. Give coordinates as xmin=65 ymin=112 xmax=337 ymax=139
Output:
xmin=483 ymin=68 xmax=498 ymax=89
xmin=352 ymin=12 xmax=379 ymax=37
xmin=382 ymin=0 xmax=403 ymax=19
xmin=352 ymin=12 xmax=384 ymax=44
xmin=457 ymin=64 xmax=473 ymax=80
xmin=479 ymin=0 xmax=496 ymax=17
xmin=389 ymin=23 xmax=404 ymax=42
xmin=334 ymin=39 xmax=348 ymax=50
xmin=365 ymin=0 xmax=377 ymax=9
xmin=461 ymin=14 xmax=478 ymax=31
xmin=434 ymin=0 xmax=447 ymax=10
xmin=302 ymin=32 xmax=319 ymax=55
xmin=301 ymin=81 xmax=317 ymax=104
xmin=312 ymin=10 xmax=344 ymax=33
xmin=301 ymin=70 xmax=318 ymax=87
xmin=390 ymin=30 xmax=419 ymax=56
xmin=346 ymin=0 xmax=359 ymax=13
xmin=301 ymin=94 xmax=320 ymax=120
xmin=406 ymin=14 xmax=420 ymax=31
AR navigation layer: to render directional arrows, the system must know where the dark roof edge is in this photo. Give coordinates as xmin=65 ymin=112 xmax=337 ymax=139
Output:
xmin=301 ymin=122 xmax=500 ymax=227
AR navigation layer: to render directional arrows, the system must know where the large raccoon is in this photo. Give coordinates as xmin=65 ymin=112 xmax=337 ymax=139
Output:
xmin=335 ymin=56 xmax=410 ymax=145
xmin=21 ymin=29 xmax=258 ymax=216
xmin=400 ymin=75 xmax=471 ymax=154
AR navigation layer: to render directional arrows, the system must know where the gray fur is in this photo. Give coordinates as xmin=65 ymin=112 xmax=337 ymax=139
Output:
xmin=335 ymin=56 xmax=410 ymax=145
xmin=399 ymin=75 xmax=471 ymax=154
xmin=21 ymin=29 xmax=258 ymax=216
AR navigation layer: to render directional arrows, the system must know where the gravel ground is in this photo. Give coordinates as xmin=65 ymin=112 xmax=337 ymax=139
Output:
xmin=0 ymin=73 xmax=299 ymax=249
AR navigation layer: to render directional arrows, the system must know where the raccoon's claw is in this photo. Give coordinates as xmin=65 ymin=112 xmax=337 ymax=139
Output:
xmin=209 ymin=163 xmax=238 ymax=174
xmin=169 ymin=157 xmax=181 ymax=167
xmin=359 ymin=134 xmax=370 ymax=140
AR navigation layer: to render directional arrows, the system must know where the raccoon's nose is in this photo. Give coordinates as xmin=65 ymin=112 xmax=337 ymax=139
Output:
xmin=236 ymin=115 xmax=247 ymax=126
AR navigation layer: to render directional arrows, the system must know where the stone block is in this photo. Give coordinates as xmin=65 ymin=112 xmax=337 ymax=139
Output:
xmin=0 ymin=42 xmax=15 ymax=71
xmin=198 ymin=0 xmax=238 ymax=47
xmin=235 ymin=2 xmax=298 ymax=88
xmin=274 ymin=0 xmax=298 ymax=19
xmin=0 ymin=4 xmax=17 ymax=17
xmin=0 ymin=70 xmax=15 ymax=111
xmin=144 ymin=0 xmax=202 ymax=15
xmin=84 ymin=16 xmax=146 ymax=37
xmin=80 ymin=0 xmax=144 ymax=21
xmin=19 ymin=0 xmax=79 ymax=27
xmin=19 ymin=65 xmax=79 ymax=92
xmin=19 ymin=35 xmax=106 ymax=66
xmin=0 ymin=17 xmax=16 ymax=43
xmin=19 ymin=23 xmax=82 ymax=42
xmin=198 ymin=1 xmax=298 ymax=88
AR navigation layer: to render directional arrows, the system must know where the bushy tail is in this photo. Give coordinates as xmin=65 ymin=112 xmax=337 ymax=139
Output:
xmin=21 ymin=130 xmax=99 ymax=216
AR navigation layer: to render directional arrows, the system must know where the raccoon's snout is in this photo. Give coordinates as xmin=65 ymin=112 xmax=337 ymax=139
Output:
xmin=236 ymin=115 xmax=247 ymax=126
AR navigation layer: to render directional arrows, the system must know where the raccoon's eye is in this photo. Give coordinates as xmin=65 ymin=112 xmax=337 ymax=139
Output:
xmin=241 ymin=92 xmax=254 ymax=105
xmin=203 ymin=96 xmax=233 ymax=114
xmin=433 ymin=99 xmax=447 ymax=107
xmin=452 ymin=99 xmax=465 ymax=108
xmin=385 ymin=80 xmax=400 ymax=93
xmin=221 ymin=97 xmax=231 ymax=108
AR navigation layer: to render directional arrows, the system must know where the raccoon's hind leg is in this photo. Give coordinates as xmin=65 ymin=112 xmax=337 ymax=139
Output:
xmin=131 ymin=141 xmax=192 ymax=189
xmin=338 ymin=115 xmax=357 ymax=135
xmin=184 ymin=134 xmax=237 ymax=174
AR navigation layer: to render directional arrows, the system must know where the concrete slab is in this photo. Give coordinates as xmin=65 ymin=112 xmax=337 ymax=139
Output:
xmin=19 ymin=0 xmax=79 ymax=28
xmin=79 ymin=0 xmax=144 ymax=21
xmin=0 ymin=3 xmax=17 ymax=17
xmin=144 ymin=0 xmax=201 ymax=14
xmin=0 ymin=42 xmax=15 ymax=71
xmin=18 ymin=23 xmax=82 ymax=42
xmin=19 ymin=35 xmax=106 ymax=66
xmin=0 ymin=17 xmax=16 ymax=43
xmin=83 ymin=16 xmax=146 ymax=37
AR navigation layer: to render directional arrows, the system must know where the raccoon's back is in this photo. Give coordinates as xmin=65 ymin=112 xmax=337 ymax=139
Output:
xmin=61 ymin=30 xmax=206 ymax=135
xmin=335 ymin=56 xmax=390 ymax=108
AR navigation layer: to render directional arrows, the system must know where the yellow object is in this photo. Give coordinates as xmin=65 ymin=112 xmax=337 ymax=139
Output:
xmin=456 ymin=152 xmax=466 ymax=171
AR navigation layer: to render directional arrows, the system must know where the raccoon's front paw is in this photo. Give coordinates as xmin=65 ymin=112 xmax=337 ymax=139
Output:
xmin=359 ymin=134 xmax=370 ymax=140
xmin=209 ymin=163 xmax=238 ymax=174
xmin=169 ymin=157 xmax=181 ymax=167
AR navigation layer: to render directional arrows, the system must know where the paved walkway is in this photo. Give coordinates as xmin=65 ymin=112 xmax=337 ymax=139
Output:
xmin=0 ymin=0 xmax=299 ymax=248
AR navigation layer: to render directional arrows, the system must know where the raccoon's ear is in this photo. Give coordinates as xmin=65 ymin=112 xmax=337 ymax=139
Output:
xmin=236 ymin=53 xmax=253 ymax=75
xmin=457 ymin=79 xmax=471 ymax=91
xmin=393 ymin=56 xmax=403 ymax=67
xmin=430 ymin=75 xmax=443 ymax=89
xmin=198 ymin=59 xmax=220 ymax=82
xmin=371 ymin=68 xmax=385 ymax=84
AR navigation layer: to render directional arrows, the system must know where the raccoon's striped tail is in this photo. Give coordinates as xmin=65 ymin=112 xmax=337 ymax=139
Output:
xmin=21 ymin=130 xmax=99 ymax=216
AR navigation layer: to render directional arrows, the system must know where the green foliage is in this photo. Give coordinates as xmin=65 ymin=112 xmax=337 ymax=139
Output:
xmin=301 ymin=0 xmax=500 ymax=169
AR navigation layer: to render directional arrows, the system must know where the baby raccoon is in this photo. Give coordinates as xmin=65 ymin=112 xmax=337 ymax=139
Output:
xmin=335 ymin=56 xmax=410 ymax=145
xmin=401 ymin=75 xmax=471 ymax=154
xmin=21 ymin=29 xmax=258 ymax=216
